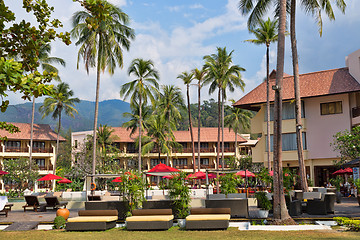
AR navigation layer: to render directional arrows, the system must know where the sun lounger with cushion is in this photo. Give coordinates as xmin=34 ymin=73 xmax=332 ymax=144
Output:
xmin=126 ymin=209 xmax=174 ymax=230
xmin=0 ymin=196 xmax=13 ymax=217
xmin=185 ymin=208 xmax=230 ymax=230
xmin=66 ymin=210 xmax=118 ymax=231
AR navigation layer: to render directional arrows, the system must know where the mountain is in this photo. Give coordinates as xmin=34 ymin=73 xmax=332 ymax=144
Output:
xmin=0 ymin=99 xmax=131 ymax=132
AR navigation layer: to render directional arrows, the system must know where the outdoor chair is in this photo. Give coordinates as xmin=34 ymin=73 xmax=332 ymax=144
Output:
xmin=66 ymin=210 xmax=118 ymax=231
xmin=185 ymin=208 xmax=230 ymax=230
xmin=0 ymin=196 xmax=13 ymax=217
xmin=22 ymin=195 xmax=46 ymax=212
xmin=44 ymin=196 xmax=68 ymax=210
xmin=306 ymin=194 xmax=328 ymax=215
xmin=126 ymin=209 xmax=174 ymax=230
xmin=324 ymin=193 xmax=336 ymax=214
xmin=205 ymin=198 xmax=249 ymax=218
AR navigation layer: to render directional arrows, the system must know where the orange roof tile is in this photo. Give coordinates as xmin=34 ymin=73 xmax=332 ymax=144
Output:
xmin=234 ymin=68 xmax=360 ymax=110
xmin=0 ymin=122 xmax=65 ymax=141
xmin=110 ymin=127 xmax=247 ymax=143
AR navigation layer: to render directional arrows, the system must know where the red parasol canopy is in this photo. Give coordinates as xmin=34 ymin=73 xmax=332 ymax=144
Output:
xmin=208 ymin=173 xmax=217 ymax=179
xmin=269 ymin=171 xmax=289 ymax=177
xmin=57 ymin=178 xmax=72 ymax=184
xmin=147 ymin=163 xmax=179 ymax=173
xmin=37 ymin=174 xmax=62 ymax=181
xmin=236 ymin=170 xmax=256 ymax=178
xmin=162 ymin=175 xmax=175 ymax=179
xmin=112 ymin=177 xmax=123 ymax=182
xmin=332 ymin=168 xmax=353 ymax=175
xmin=0 ymin=170 xmax=9 ymax=175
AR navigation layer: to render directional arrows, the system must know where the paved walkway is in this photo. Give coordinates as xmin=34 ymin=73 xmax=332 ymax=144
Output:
xmin=0 ymin=197 xmax=359 ymax=224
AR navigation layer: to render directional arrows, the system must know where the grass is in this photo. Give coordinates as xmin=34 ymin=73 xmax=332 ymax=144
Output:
xmin=0 ymin=227 xmax=360 ymax=240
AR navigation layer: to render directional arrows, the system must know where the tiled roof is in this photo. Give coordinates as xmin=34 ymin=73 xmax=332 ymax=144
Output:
xmin=0 ymin=122 xmax=65 ymax=141
xmin=110 ymin=127 xmax=247 ymax=143
xmin=234 ymin=68 xmax=360 ymax=110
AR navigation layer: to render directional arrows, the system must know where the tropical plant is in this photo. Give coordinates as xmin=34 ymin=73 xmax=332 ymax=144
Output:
xmin=245 ymin=17 xmax=278 ymax=171
xmin=122 ymin=102 xmax=152 ymax=137
xmin=330 ymin=176 xmax=343 ymax=192
xmin=157 ymin=85 xmax=185 ymax=165
xmin=225 ymin=99 xmax=253 ymax=157
xmin=219 ymin=173 xmax=238 ymax=196
xmin=71 ymin=0 xmax=135 ymax=177
xmin=203 ymin=47 xmax=245 ymax=173
xmin=178 ymin=71 xmax=196 ymax=172
xmin=168 ymin=172 xmax=191 ymax=219
xmin=39 ymin=82 xmax=80 ymax=174
xmin=255 ymin=191 xmax=272 ymax=211
xmin=193 ymin=67 xmax=207 ymax=171
xmin=120 ymin=58 xmax=159 ymax=173
xmin=354 ymin=179 xmax=360 ymax=194
xmin=332 ymin=126 xmax=360 ymax=164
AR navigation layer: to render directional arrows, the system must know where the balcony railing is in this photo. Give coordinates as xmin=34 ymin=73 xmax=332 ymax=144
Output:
xmin=38 ymin=165 xmax=54 ymax=171
xmin=352 ymin=106 xmax=360 ymax=118
xmin=173 ymin=147 xmax=215 ymax=153
xmin=4 ymin=147 xmax=29 ymax=153
xmin=222 ymin=147 xmax=235 ymax=152
xmin=126 ymin=149 xmax=137 ymax=153
xmin=32 ymin=147 xmax=53 ymax=153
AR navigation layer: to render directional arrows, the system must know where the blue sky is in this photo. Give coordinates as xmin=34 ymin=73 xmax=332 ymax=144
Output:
xmin=5 ymin=0 xmax=360 ymax=106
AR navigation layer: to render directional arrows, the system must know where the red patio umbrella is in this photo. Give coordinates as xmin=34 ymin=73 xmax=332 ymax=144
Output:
xmin=57 ymin=178 xmax=72 ymax=184
xmin=208 ymin=173 xmax=217 ymax=179
xmin=146 ymin=163 xmax=180 ymax=175
xmin=236 ymin=170 xmax=256 ymax=178
xmin=332 ymin=168 xmax=353 ymax=175
xmin=112 ymin=177 xmax=123 ymax=183
xmin=269 ymin=171 xmax=289 ymax=177
xmin=0 ymin=170 xmax=9 ymax=175
xmin=162 ymin=175 xmax=175 ymax=179
xmin=37 ymin=173 xmax=62 ymax=181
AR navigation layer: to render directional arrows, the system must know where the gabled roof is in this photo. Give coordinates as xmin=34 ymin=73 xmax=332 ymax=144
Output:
xmin=110 ymin=127 xmax=247 ymax=143
xmin=0 ymin=122 xmax=65 ymax=141
xmin=234 ymin=68 xmax=360 ymax=110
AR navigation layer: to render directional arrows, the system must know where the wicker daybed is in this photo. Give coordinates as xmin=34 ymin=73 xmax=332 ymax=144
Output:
xmin=66 ymin=210 xmax=118 ymax=231
xmin=185 ymin=208 xmax=231 ymax=230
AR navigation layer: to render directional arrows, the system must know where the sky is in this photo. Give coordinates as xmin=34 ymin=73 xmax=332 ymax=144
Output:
xmin=4 ymin=0 xmax=360 ymax=106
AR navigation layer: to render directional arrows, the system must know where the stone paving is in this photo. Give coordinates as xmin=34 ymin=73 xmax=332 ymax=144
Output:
xmin=0 ymin=197 xmax=359 ymax=224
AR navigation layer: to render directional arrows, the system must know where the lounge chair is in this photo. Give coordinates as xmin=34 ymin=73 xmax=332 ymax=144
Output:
xmin=66 ymin=210 xmax=118 ymax=231
xmin=22 ymin=195 xmax=46 ymax=212
xmin=0 ymin=196 xmax=13 ymax=217
xmin=205 ymin=198 xmax=249 ymax=218
xmin=126 ymin=209 xmax=174 ymax=231
xmin=185 ymin=208 xmax=230 ymax=230
xmin=44 ymin=196 xmax=68 ymax=210
xmin=306 ymin=193 xmax=336 ymax=215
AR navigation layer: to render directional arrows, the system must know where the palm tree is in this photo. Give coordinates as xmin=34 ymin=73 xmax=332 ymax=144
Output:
xmin=193 ymin=67 xmax=207 ymax=172
xmin=122 ymin=101 xmax=152 ymax=137
xmin=71 ymin=0 xmax=135 ymax=177
xmin=245 ymin=17 xmax=278 ymax=171
xmin=225 ymin=100 xmax=253 ymax=158
xmin=157 ymin=85 xmax=185 ymax=165
xmin=120 ymin=58 xmax=159 ymax=173
xmin=39 ymin=82 xmax=80 ymax=174
xmin=204 ymin=47 xmax=245 ymax=172
xmin=29 ymin=44 xmax=65 ymax=174
xmin=178 ymin=71 xmax=196 ymax=173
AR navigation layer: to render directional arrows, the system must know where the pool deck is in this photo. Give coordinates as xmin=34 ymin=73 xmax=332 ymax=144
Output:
xmin=0 ymin=197 xmax=359 ymax=224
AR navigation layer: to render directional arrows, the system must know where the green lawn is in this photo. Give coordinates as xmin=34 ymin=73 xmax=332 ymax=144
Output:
xmin=0 ymin=227 xmax=359 ymax=240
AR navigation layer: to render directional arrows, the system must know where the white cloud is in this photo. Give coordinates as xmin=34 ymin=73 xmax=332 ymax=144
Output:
xmin=108 ymin=0 xmax=127 ymax=7
xmin=189 ymin=4 xmax=204 ymax=9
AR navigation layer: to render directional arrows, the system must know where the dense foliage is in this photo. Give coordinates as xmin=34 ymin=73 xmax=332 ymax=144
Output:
xmin=332 ymin=126 xmax=360 ymax=164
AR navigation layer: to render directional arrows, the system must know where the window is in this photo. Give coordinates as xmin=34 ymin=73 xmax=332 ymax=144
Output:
xmin=195 ymin=158 xmax=210 ymax=166
xmin=266 ymin=132 xmax=307 ymax=152
xmin=5 ymin=141 xmax=20 ymax=148
xmin=150 ymin=159 xmax=165 ymax=167
xmin=266 ymin=101 xmax=305 ymax=121
xmin=173 ymin=158 xmax=187 ymax=166
xmin=33 ymin=141 xmax=45 ymax=148
xmin=194 ymin=142 xmax=209 ymax=149
xmin=321 ymin=101 xmax=342 ymax=115
xmin=179 ymin=142 xmax=187 ymax=149
xmin=74 ymin=140 xmax=78 ymax=149
xmin=36 ymin=159 xmax=45 ymax=168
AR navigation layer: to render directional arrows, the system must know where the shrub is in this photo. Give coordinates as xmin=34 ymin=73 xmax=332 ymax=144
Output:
xmin=53 ymin=216 xmax=66 ymax=229
xmin=334 ymin=217 xmax=360 ymax=231
xmin=255 ymin=192 xmax=272 ymax=211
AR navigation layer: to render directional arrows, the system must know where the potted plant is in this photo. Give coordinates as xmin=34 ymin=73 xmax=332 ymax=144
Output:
xmin=330 ymin=176 xmax=342 ymax=203
xmin=354 ymin=179 xmax=360 ymax=206
xmin=255 ymin=191 xmax=272 ymax=218
xmin=219 ymin=173 xmax=238 ymax=197
xmin=168 ymin=172 xmax=190 ymax=228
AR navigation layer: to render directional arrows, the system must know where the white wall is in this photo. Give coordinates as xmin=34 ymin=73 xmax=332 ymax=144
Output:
xmin=305 ymin=94 xmax=351 ymax=159
xmin=346 ymin=49 xmax=360 ymax=83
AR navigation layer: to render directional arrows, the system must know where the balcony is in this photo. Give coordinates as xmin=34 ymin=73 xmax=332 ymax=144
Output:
xmin=38 ymin=165 xmax=54 ymax=171
xmin=126 ymin=149 xmax=137 ymax=153
xmin=222 ymin=147 xmax=235 ymax=153
xmin=4 ymin=147 xmax=29 ymax=153
xmin=32 ymin=147 xmax=53 ymax=153
xmin=352 ymin=106 xmax=360 ymax=118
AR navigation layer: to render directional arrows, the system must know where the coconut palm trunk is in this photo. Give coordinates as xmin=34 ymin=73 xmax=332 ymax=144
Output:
xmin=138 ymin=95 xmax=142 ymax=173
xmin=185 ymin=84 xmax=196 ymax=173
xmin=54 ymin=109 xmax=62 ymax=175
xmin=29 ymin=96 xmax=35 ymax=172
xmin=266 ymin=45 xmax=271 ymax=171
xmin=290 ymin=0 xmax=308 ymax=192
xmin=197 ymin=81 xmax=201 ymax=172
xmin=216 ymin=87 xmax=221 ymax=193
xmin=92 ymin=58 xmax=101 ymax=183
xmin=272 ymin=0 xmax=293 ymax=222
xmin=221 ymin=89 xmax=225 ymax=170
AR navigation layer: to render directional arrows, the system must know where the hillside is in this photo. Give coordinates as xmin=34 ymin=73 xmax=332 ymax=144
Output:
xmin=0 ymin=99 xmax=131 ymax=132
